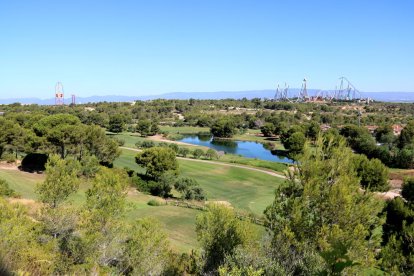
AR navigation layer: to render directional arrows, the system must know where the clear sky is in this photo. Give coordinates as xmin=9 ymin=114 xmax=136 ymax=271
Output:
xmin=1 ymin=0 xmax=413 ymax=98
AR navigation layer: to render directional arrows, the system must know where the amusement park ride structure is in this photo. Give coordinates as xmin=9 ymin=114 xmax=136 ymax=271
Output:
xmin=54 ymin=82 xmax=76 ymax=106
xmin=274 ymin=77 xmax=367 ymax=103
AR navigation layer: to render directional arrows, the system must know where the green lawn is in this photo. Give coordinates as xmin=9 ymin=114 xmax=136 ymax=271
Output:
xmin=108 ymin=132 xmax=147 ymax=148
xmin=126 ymin=192 xmax=199 ymax=252
xmin=116 ymin=148 xmax=283 ymax=215
xmin=0 ymin=167 xmax=199 ymax=252
xmin=0 ymin=169 xmax=42 ymax=199
xmin=110 ymin=131 xmax=289 ymax=173
xmin=1 ymin=150 xmax=282 ymax=253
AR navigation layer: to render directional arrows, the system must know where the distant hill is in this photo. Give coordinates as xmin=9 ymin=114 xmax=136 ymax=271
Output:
xmin=0 ymin=90 xmax=413 ymax=104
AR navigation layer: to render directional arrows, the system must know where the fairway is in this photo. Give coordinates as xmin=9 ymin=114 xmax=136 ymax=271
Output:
xmin=0 ymin=166 xmax=200 ymax=252
xmin=1 ymin=151 xmax=283 ymax=252
xmin=0 ymin=168 xmax=42 ymax=199
xmin=116 ymin=148 xmax=283 ymax=215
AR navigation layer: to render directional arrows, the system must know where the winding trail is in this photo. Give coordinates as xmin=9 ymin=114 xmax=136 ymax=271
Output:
xmin=120 ymin=146 xmax=286 ymax=179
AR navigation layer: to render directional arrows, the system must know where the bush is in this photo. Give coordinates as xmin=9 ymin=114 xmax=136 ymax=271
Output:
xmin=174 ymin=177 xmax=207 ymax=201
xmin=114 ymin=138 xmax=125 ymax=146
xmin=193 ymin=149 xmax=204 ymax=159
xmin=168 ymin=143 xmax=179 ymax=153
xmin=402 ymin=178 xmax=414 ymax=204
xmin=0 ymin=179 xmax=19 ymax=197
xmin=147 ymin=199 xmax=166 ymax=206
xmin=205 ymin=149 xmax=218 ymax=160
xmin=80 ymin=155 xmax=100 ymax=177
xmin=2 ymin=152 xmax=16 ymax=163
xmin=178 ymin=147 xmax=190 ymax=157
xmin=167 ymin=134 xmax=184 ymax=141
xmin=132 ymin=176 xmax=151 ymax=193
xmin=135 ymin=140 xmax=155 ymax=149
xmin=124 ymin=167 xmax=135 ymax=177
xmin=141 ymin=140 xmax=155 ymax=148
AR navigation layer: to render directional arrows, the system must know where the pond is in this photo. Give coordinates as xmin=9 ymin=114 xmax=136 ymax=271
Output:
xmin=178 ymin=135 xmax=294 ymax=163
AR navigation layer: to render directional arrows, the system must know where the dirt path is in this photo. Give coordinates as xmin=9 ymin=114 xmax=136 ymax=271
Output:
xmin=120 ymin=146 xmax=286 ymax=179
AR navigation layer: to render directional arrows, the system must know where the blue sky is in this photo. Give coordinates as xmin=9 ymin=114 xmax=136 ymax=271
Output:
xmin=1 ymin=0 xmax=413 ymax=98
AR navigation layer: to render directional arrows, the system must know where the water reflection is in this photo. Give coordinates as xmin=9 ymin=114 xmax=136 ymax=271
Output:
xmin=178 ymin=135 xmax=293 ymax=163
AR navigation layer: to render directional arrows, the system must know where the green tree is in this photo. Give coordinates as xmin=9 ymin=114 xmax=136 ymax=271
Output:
xmin=305 ymin=121 xmax=320 ymax=141
xmin=150 ymin=122 xmax=160 ymax=136
xmin=168 ymin=143 xmax=179 ymax=153
xmin=211 ymin=119 xmax=237 ymax=138
xmin=122 ymin=218 xmax=170 ymax=275
xmin=178 ymin=147 xmax=190 ymax=157
xmin=192 ymin=148 xmax=204 ymax=159
xmin=35 ymin=155 xmax=80 ymax=208
xmin=402 ymin=178 xmax=414 ymax=204
xmin=205 ymin=148 xmax=219 ymax=160
xmin=136 ymin=119 xmax=151 ymax=137
xmin=0 ymin=178 xmax=18 ymax=197
xmin=82 ymin=168 xmax=128 ymax=268
xmin=381 ymin=179 xmax=414 ymax=273
xmin=375 ymin=124 xmax=394 ymax=144
xmin=135 ymin=147 xmax=178 ymax=178
xmin=398 ymin=120 xmax=414 ymax=148
xmin=0 ymin=118 xmax=26 ymax=159
xmin=282 ymin=131 xmax=306 ymax=156
xmin=0 ymin=198 xmax=54 ymax=274
xmin=174 ymin=177 xmax=206 ymax=200
xmin=196 ymin=204 xmax=255 ymax=273
xmin=260 ymin=123 xmax=275 ymax=137
xmin=33 ymin=114 xmax=81 ymax=158
xmin=265 ymin=137 xmax=384 ymax=274
xmin=108 ymin=114 xmax=125 ymax=133
xmin=353 ymin=155 xmax=389 ymax=192
xmin=84 ymin=125 xmax=121 ymax=165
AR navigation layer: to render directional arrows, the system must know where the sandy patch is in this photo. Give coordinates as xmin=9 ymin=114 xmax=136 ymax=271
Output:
xmin=375 ymin=189 xmax=401 ymax=200
xmin=0 ymin=162 xmax=19 ymax=170
xmin=7 ymin=197 xmax=37 ymax=206
xmin=147 ymin=134 xmax=195 ymax=146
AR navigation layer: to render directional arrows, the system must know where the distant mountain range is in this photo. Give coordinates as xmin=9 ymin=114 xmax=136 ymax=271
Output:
xmin=0 ymin=90 xmax=413 ymax=105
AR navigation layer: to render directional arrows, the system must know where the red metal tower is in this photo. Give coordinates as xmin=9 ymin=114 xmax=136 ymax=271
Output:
xmin=55 ymin=82 xmax=64 ymax=105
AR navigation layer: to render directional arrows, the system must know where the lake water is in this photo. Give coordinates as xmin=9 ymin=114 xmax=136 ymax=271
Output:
xmin=178 ymin=135 xmax=294 ymax=163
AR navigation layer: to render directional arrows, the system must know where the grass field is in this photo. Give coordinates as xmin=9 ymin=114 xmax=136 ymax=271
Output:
xmin=1 ymin=149 xmax=283 ymax=252
xmin=116 ymin=148 xmax=284 ymax=215
xmin=0 ymin=168 xmax=42 ymax=199
xmin=0 ymin=167 xmax=198 ymax=252
xmin=110 ymin=132 xmax=289 ymax=173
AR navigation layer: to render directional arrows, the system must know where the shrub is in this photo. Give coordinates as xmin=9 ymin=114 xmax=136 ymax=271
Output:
xmin=178 ymin=147 xmax=190 ymax=157
xmin=124 ymin=167 xmax=135 ymax=177
xmin=147 ymin=199 xmax=165 ymax=206
xmin=205 ymin=149 xmax=218 ymax=160
xmin=114 ymin=138 xmax=125 ymax=146
xmin=2 ymin=152 xmax=16 ymax=163
xmin=193 ymin=149 xmax=204 ymax=159
xmin=80 ymin=155 xmax=100 ymax=177
xmin=0 ymin=179 xmax=19 ymax=197
xmin=135 ymin=140 xmax=155 ymax=149
xmin=167 ymin=134 xmax=184 ymax=141
xmin=132 ymin=176 xmax=151 ymax=193
xmin=141 ymin=140 xmax=155 ymax=148
xmin=168 ymin=143 xmax=179 ymax=153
